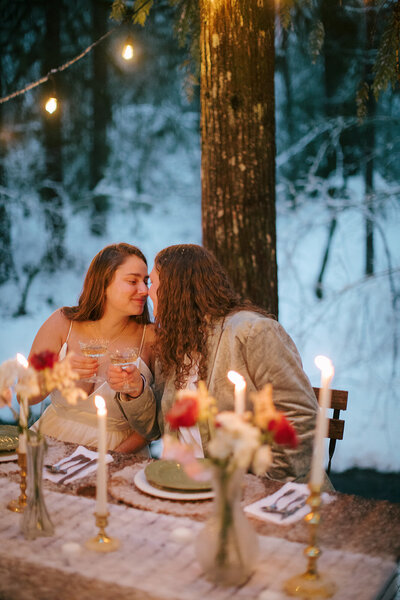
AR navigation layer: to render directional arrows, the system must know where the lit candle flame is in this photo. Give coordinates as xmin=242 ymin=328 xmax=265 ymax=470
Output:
xmin=16 ymin=353 xmax=29 ymax=368
xmin=122 ymin=43 xmax=134 ymax=60
xmin=94 ymin=394 xmax=106 ymax=415
xmin=45 ymin=97 xmax=58 ymax=114
xmin=314 ymin=355 xmax=334 ymax=379
xmin=227 ymin=370 xmax=246 ymax=390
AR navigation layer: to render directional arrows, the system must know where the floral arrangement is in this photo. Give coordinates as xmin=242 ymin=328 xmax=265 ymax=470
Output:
xmin=163 ymin=381 xmax=298 ymax=585
xmin=163 ymin=381 xmax=298 ymax=477
xmin=0 ymin=350 xmax=87 ymax=428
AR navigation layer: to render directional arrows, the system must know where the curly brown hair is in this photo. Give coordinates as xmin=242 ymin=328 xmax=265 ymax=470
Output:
xmin=62 ymin=243 xmax=151 ymax=324
xmin=154 ymin=244 xmax=270 ymax=389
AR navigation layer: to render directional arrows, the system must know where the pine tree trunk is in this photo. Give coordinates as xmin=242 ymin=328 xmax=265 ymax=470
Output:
xmin=40 ymin=0 xmax=65 ymax=271
xmin=90 ymin=0 xmax=111 ymax=236
xmin=200 ymin=0 xmax=278 ymax=316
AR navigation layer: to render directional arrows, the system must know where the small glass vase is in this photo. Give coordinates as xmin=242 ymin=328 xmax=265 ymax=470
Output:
xmin=195 ymin=466 xmax=259 ymax=586
xmin=21 ymin=435 xmax=55 ymax=540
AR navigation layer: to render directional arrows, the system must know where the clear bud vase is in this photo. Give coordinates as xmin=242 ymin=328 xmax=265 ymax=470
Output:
xmin=195 ymin=466 xmax=259 ymax=586
xmin=21 ymin=435 xmax=55 ymax=540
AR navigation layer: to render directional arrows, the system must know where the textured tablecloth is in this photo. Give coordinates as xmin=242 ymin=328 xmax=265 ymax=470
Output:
xmin=0 ymin=478 xmax=397 ymax=600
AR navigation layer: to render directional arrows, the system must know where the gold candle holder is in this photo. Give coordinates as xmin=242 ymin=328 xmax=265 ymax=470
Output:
xmin=85 ymin=513 xmax=120 ymax=553
xmin=7 ymin=450 xmax=27 ymax=512
xmin=284 ymin=484 xmax=337 ymax=598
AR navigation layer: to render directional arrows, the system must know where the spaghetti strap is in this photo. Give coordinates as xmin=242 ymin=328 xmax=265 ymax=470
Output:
xmin=65 ymin=321 xmax=73 ymax=344
xmin=138 ymin=324 xmax=147 ymax=358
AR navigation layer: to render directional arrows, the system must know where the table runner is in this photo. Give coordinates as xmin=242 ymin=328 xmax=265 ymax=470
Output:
xmin=0 ymin=479 xmax=396 ymax=600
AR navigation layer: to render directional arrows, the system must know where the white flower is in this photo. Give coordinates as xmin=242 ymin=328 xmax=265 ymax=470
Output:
xmin=208 ymin=412 xmax=261 ymax=471
xmin=252 ymin=444 xmax=272 ymax=476
xmin=0 ymin=359 xmax=18 ymax=391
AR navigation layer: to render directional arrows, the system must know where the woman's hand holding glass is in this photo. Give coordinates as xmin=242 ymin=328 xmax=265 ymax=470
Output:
xmin=77 ymin=339 xmax=109 ymax=383
xmin=108 ymin=348 xmax=143 ymax=396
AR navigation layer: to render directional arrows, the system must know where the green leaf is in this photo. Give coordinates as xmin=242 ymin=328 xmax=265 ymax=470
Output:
xmin=110 ymin=0 xmax=127 ymax=22
xmin=132 ymin=0 xmax=153 ymax=26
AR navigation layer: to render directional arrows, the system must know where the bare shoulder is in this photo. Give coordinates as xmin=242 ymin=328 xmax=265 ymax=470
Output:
xmin=145 ymin=323 xmax=156 ymax=343
xmin=29 ymin=309 xmax=71 ymax=357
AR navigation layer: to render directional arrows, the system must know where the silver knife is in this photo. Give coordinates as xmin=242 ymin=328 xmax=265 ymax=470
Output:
xmin=57 ymin=458 xmax=98 ymax=485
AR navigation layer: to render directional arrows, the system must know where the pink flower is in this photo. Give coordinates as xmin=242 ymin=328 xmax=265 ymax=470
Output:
xmin=166 ymin=391 xmax=199 ymax=430
xmin=29 ymin=351 xmax=59 ymax=371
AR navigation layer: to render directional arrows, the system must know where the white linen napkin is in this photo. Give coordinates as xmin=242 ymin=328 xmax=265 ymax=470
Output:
xmin=244 ymin=482 xmax=334 ymax=526
xmin=43 ymin=445 xmax=113 ymax=485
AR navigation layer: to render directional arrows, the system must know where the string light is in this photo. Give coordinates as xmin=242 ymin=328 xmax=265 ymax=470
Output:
xmin=122 ymin=38 xmax=134 ymax=60
xmin=0 ymin=0 xmax=152 ymax=106
xmin=45 ymin=97 xmax=58 ymax=114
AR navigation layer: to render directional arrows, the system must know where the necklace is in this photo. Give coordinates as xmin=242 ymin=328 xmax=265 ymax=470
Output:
xmin=91 ymin=319 xmax=131 ymax=346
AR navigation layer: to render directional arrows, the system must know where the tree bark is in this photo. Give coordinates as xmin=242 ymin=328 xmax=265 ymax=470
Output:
xmin=200 ymin=0 xmax=278 ymax=316
xmin=364 ymin=2 xmax=376 ymax=276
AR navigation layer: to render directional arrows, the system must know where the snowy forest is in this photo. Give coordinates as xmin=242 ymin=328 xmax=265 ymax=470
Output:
xmin=0 ymin=0 xmax=399 ymax=485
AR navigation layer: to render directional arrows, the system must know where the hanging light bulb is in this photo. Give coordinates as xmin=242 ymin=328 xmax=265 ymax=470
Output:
xmin=122 ymin=38 xmax=134 ymax=61
xmin=45 ymin=96 xmax=58 ymax=114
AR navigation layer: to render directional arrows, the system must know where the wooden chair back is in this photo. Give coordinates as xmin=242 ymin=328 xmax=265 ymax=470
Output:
xmin=312 ymin=387 xmax=348 ymax=475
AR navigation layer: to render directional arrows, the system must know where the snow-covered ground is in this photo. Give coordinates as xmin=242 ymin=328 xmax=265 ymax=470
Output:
xmin=1 ymin=171 xmax=399 ymax=473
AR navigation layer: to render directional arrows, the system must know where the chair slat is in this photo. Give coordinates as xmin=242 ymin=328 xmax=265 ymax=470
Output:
xmin=328 ymin=419 xmax=345 ymax=441
xmin=312 ymin=387 xmax=348 ymax=411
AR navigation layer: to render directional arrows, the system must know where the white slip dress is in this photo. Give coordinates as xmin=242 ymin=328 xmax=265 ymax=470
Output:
xmin=33 ymin=323 xmax=152 ymax=453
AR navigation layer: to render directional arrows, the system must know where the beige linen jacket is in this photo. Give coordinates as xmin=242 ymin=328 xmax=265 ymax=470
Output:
xmin=121 ymin=311 xmax=320 ymax=483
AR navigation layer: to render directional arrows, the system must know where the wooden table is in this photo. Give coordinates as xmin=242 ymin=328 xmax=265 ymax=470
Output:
xmin=0 ymin=438 xmax=399 ymax=600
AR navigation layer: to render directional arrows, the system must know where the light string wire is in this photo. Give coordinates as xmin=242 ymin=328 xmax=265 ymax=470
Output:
xmin=0 ymin=0 xmax=154 ymax=106
xmin=0 ymin=27 xmax=118 ymax=105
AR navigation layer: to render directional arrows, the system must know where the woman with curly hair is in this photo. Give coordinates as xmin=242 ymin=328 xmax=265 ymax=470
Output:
xmin=29 ymin=243 xmax=158 ymax=453
xmin=122 ymin=244 xmax=319 ymax=481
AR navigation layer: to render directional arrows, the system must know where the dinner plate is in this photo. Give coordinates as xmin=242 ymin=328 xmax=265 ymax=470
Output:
xmin=0 ymin=452 xmax=18 ymax=463
xmin=134 ymin=468 xmax=214 ymax=501
xmin=0 ymin=425 xmax=19 ymax=452
xmin=144 ymin=459 xmax=212 ymax=492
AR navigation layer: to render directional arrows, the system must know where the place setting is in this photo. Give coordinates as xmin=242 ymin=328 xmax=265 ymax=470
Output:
xmin=0 ymin=424 xmax=19 ymax=463
xmin=133 ymin=458 xmax=214 ymax=501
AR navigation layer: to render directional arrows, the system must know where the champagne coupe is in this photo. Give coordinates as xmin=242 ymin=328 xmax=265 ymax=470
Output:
xmin=109 ymin=347 xmax=139 ymax=391
xmin=79 ymin=339 xmax=109 ymax=383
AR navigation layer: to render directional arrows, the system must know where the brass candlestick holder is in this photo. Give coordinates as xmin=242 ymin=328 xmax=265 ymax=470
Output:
xmin=284 ymin=484 xmax=337 ymax=598
xmin=85 ymin=513 xmax=120 ymax=553
xmin=7 ymin=450 xmax=27 ymax=512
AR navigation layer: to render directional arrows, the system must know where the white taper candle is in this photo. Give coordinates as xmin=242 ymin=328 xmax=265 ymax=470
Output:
xmin=227 ymin=371 xmax=246 ymax=415
xmin=16 ymin=354 xmax=29 ymax=454
xmin=94 ymin=395 xmax=107 ymax=515
xmin=309 ymin=355 xmax=335 ymax=488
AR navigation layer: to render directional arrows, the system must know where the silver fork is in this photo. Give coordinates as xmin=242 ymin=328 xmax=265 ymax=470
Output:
xmin=45 ymin=455 xmax=91 ymax=474
xmin=261 ymin=488 xmax=297 ymax=513
xmin=280 ymin=496 xmax=308 ymax=520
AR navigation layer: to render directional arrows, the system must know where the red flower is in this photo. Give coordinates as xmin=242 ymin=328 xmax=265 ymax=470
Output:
xmin=268 ymin=415 xmax=298 ymax=448
xmin=166 ymin=393 xmax=199 ymax=430
xmin=29 ymin=350 xmax=59 ymax=371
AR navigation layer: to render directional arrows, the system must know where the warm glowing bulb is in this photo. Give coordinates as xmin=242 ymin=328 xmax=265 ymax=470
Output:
xmin=122 ymin=43 xmax=134 ymax=60
xmin=45 ymin=97 xmax=58 ymax=114
xmin=227 ymin=370 xmax=246 ymax=390
xmin=314 ymin=355 xmax=334 ymax=379
xmin=16 ymin=353 xmax=29 ymax=368
xmin=95 ymin=394 xmax=106 ymax=415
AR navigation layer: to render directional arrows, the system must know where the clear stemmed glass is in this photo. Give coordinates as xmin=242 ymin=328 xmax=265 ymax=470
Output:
xmin=109 ymin=347 xmax=139 ymax=391
xmin=78 ymin=339 xmax=109 ymax=383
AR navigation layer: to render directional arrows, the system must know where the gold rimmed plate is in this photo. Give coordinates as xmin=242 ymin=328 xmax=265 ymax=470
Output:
xmin=144 ymin=459 xmax=212 ymax=492
xmin=0 ymin=425 xmax=19 ymax=452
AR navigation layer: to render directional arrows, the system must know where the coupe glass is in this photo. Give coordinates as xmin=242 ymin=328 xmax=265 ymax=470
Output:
xmin=109 ymin=347 xmax=139 ymax=391
xmin=78 ymin=339 xmax=109 ymax=383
